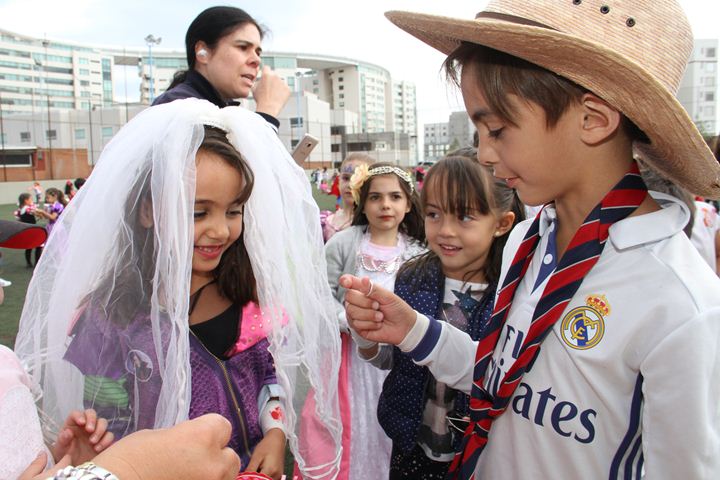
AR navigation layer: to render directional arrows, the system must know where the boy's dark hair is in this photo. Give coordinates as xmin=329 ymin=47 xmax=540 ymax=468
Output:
xmin=400 ymin=152 xmax=525 ymax=287
xmin=444 ymin=43 xmax=647 ymax=142
xmin=351 ymin=162 xmax=425 ymax=243
xmin=200 ymin=126 xmax=257 ymax=306
xmin=18 ymin=193 xmax=31 ymax=206
xmin=169 ymin=7 xmax=265 ymax=89
xmin=74 ymin=177 xmax=86 ymax=190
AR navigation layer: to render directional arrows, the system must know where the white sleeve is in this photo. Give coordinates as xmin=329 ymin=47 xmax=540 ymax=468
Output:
xmin=640 ymin=307 xmax=720 ymax=478
xmin=398 ymin=313 xmax=477 ymax=395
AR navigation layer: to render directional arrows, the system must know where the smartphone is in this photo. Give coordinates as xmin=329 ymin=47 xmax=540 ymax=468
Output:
xmin=291 ymin=134 xmax=319 ymax=164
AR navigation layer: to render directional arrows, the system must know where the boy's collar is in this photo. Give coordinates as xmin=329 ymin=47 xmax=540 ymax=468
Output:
xmin=536 ymin=192 xmax=687 ymax=250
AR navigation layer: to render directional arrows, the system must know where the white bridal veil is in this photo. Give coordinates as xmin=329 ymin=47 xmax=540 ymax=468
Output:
xmin=14 ymin=99 xmax=342 ymax=478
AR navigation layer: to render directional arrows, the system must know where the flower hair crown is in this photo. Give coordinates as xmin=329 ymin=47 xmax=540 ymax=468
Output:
xmin=349 ymin=164 xmax=414 ymax=204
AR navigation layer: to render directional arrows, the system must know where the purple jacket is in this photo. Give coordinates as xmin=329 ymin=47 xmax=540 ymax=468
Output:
xmin=65 ymin=303 xmax=277 ymax=464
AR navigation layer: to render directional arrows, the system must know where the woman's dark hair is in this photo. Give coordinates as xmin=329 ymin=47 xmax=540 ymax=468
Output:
xmin=168 ymin=7 xmax=265 ymax=89
xmin=199 ymin=126 xmax=257 ymax=306
xmin=351 ymin=162 xmax=425 ymax=243
xmin=444 ymin=43 xmax=648 ymax=142
xmin=45 ymin=187 xmax=68 ymax=206
xmin=18 ymin=192 xmax=31 ymax=206
xmin=399 ymin=152 xmax=525 ymax=287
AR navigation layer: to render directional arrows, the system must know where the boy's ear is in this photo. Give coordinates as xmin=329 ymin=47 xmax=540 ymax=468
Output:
xmin=577 ymin=93 xmax=622 ymax=145
xmin=495 ymin=211 xmax=516 ymax=237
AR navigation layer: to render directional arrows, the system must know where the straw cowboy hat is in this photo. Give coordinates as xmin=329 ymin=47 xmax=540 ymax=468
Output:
xmin=386 ymin=0 xmax=720 ymax=198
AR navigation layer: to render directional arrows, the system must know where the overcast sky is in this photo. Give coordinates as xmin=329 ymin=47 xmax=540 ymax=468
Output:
xmin=1 ymin=0 xmax=718 ymax=126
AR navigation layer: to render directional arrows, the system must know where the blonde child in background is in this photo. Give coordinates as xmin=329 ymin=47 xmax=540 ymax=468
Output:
xmin=322 ymin=153 xmax=374 ymax=242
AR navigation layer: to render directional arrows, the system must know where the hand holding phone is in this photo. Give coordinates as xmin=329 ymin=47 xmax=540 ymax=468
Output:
xmin=291 ymin=134 xmax=319 ymax=164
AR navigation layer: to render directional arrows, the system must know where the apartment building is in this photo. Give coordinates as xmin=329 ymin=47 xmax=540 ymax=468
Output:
xmin=677 ymin=39 xmax=718 ymax=136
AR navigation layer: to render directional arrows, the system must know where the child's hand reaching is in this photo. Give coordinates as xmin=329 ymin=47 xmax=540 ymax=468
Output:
xmin=244 ymin=428 xmax=286 ymax=479
xmin=51 ymin=409 xmax=114 ymax=466
xmin=340 ymin=274 xmax=417 ymax=346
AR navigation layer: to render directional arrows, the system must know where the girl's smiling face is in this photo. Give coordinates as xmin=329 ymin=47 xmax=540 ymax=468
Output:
xmin=191 ymin=149 xmax=246 ymax=281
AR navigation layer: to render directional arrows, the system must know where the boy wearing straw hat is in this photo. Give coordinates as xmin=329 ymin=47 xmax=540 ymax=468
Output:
xmin=341 ymin=1 xmax=720 ymax=478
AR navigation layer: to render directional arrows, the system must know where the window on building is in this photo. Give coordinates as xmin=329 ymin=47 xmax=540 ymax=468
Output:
xmin=79 ymin=57 xmax=89 ymax=65
xmin=339 ymin=85 xmax=344 ymax=90
xmin=339 ymin=102 xmax=345 ymax=107
xmin=707 ymin=47 xmax=716 ymax=58
xmin=46 ymin=129 xmax=57 ymax=140
xmin=80 ymin=68 xmax=89 ymax=75
xmin=339 ymin=93 xmax=344 ymax=99
xmin=339 ymin=77 xmax=344 ymax=82
xmin=0 ymin=152 xmax=32 ymax=166
xmin=707 ymin=92 xmax=715 ymax=101
xmin=75 ymin=128 xmax=86 ymax=140
xmin=291 ymin=139 xmax=299 ymax=148
xmin=20 ymin=132 xmax=30 ymax=142
xmin=290 ymin=117 xmax=303 ymax=127
xmin=80 ymin=80 xmax=90 ymax=86
xmin=331 ymin=144 xmax=340 ymax=153
xmin=102 ymin=127 xmax=113 ymax=138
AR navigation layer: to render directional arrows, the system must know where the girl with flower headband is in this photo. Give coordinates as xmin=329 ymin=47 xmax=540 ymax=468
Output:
xmin=15 ymin=99 xmax=343 ymax=480
xmin=307 ymin=162 xmax=424 ymax=480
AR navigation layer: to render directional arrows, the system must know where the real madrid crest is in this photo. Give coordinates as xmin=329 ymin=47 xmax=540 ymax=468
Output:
xmin=560 ymin=294 xmax=609 ymax=350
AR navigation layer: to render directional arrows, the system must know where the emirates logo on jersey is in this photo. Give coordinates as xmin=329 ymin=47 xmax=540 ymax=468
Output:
xmin=560 ymin=295 xmax=609 ymax=350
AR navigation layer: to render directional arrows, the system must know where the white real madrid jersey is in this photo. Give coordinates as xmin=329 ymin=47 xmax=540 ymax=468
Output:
xmin=410 ymin=194 xmax=720 ymax=479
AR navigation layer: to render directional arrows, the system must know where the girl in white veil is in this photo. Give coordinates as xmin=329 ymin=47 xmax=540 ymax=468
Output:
xmin=15 ymin=98 xmax=342 ymax=479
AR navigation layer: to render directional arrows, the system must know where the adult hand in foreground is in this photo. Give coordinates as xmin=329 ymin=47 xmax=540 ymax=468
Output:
xmin=90 ymin=414 xmax=240 ymax=480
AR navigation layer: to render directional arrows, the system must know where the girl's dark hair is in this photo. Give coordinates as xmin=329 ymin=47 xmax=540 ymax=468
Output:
xmin=444 ymin=43 xmax=648 ymax=142
xmin=45 ymin=187 xmax=68 ymax=206
xmin=351 ymin=162 xmax=425 ymax=243
xmin=199 ymin=126 xmax=257 ymax=306
xmin=18 ymin=192 xmax=31 ymax=206
xmin=400 ymin=152 xmax=525 ymax=287
xmin=169 ymin=7 xmax=265 ymax=89
xmin=65 ymin=180 xmax=74 ymax=196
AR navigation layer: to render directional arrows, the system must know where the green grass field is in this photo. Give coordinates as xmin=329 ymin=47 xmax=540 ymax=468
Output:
xmin=0 ymin=184 xmax=339 ymax=348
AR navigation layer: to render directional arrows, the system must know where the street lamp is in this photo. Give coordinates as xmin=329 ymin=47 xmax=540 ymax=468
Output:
xmin=40 ymin=39 xmax=54 ymax=179
xmin=144 ymin=34 xmax=162 ymax=104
